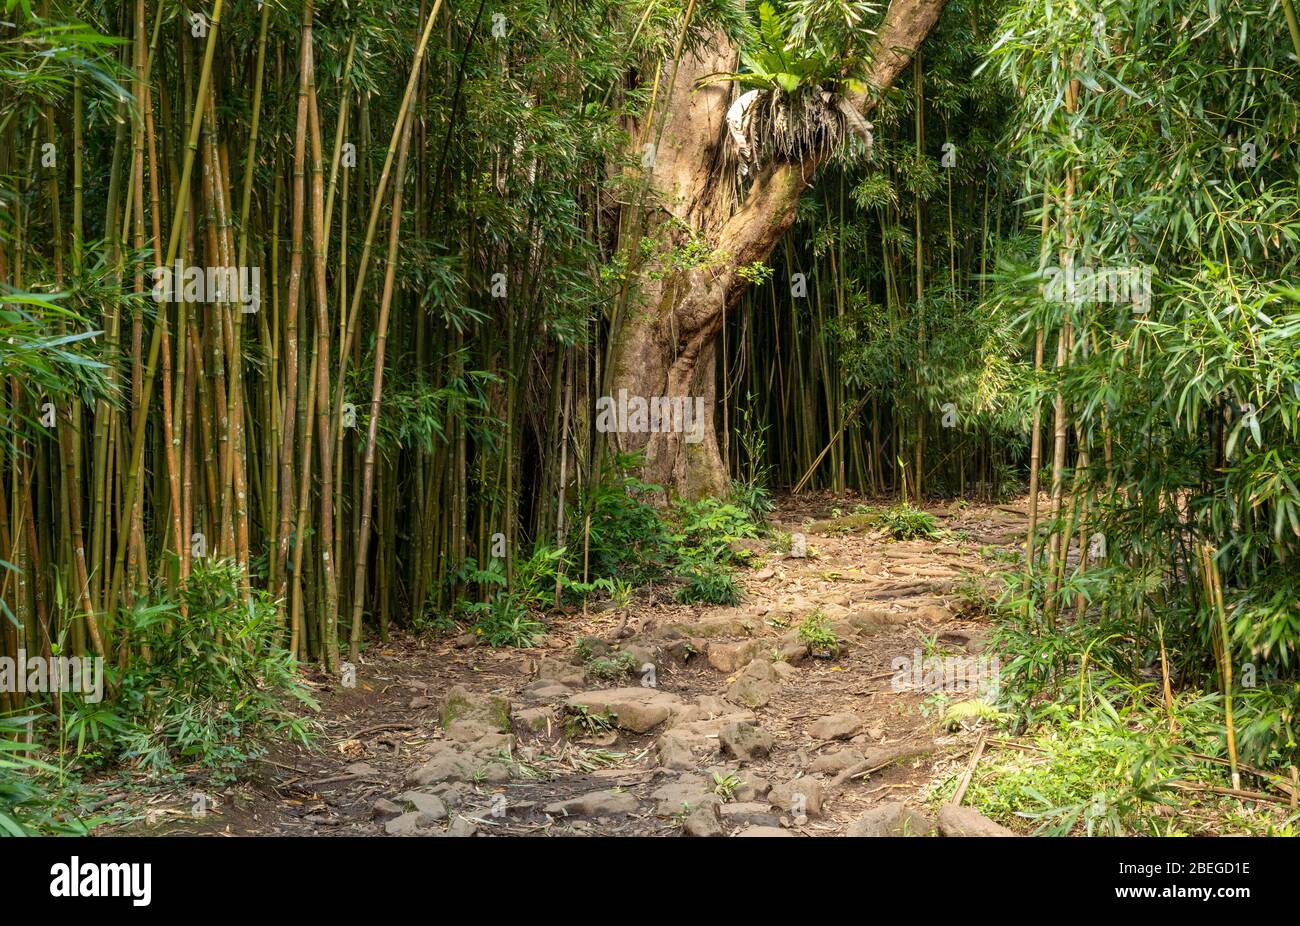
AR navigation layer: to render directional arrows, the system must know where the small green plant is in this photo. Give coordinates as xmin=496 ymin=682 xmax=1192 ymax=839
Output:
xmin=941 ymin=699 xmax=1010 ymax=731
xmin=712 ymin=771 xmax=746 ymax=802
xmin=586 ymin=650 xmax=639 ymax=680
xmin=736 ymin=261 xmax=774 ymax=286
xmin=0 ymin=716 xmax=93 ymax=836
xmin=674 ymin=560 xmax=742 ymax=606
xmin=463 ymin=592 xmax=546 ymax=647
xmin=565 ymin=706 xmax=617 ymax=739
xmin=798 ymin=611 xmax=840 ymax=657
xmin=869 ymin=502 xmax=940 ymax=540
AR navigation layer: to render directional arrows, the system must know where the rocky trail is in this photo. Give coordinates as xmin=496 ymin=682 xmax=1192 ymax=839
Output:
xmin=133 ymin=498 xmax=1029 ymax=837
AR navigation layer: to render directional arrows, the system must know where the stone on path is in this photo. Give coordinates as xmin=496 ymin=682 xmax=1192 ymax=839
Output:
xmin=708 ymin=639 xmax=762 ymax=674
xmin=565 ymin=688 xmax=686 ymax=733
xmin=682 ymin=801 xmax=725 ymax=837
xmin=844 ymin=801 xmax=937 ymax=837
xmin=719 ymin=802 xmax=783 ymax=828
xmin=809 ymin=749 xmax=864 ymax=774
xmin=718 ymin=722 xmax=774 ymax=762
xmin=543 ymin=790 xmax=640 ymax=817
xmin=440 ymin=686 xmax=512 ymax=740
xmin=726 ymin=659 xmax=782 ymax=708
xmin=395 ymin=791 xmax=448 ymax=820
xmin=651 ymin=775 xmax=719 ymax=816
xmin=937 ymin=804 xmax=1017 ymax=836
xmin=809 ymin=712 xmax=865 ymax=741
xmin=770 ymin=776 xmax=824 ymax=818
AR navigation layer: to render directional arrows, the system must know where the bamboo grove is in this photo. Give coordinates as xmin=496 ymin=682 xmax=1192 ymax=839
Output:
xmin=0 ymin=0 xmax=746 ymax=691
xmin=3 ymin=0 xmax=1300 ymax=792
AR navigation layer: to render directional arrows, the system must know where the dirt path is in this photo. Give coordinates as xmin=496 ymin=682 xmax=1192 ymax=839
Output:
xmin=124 ymin=497 xmax=1027 ymax=837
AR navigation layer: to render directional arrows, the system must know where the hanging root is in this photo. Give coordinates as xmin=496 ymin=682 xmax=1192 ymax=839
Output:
xmin=724 ymin=87 xmax=872 ymax=195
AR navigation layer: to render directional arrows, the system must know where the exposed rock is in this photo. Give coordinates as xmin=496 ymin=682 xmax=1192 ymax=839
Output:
xmin=845 ymin=801 xmax=937 ymax=837
xmin=384 ymin=811 xmax=441 ymax=836
xmin=544 ymin=790 xmax=640 ymax=817
xmin=770 ymin=776 xmax=824 ymax=818
xmin=406 ymin=733 xmax=514 ymax=786
xmin=565 ymin=688 xmax=686 ymax=734
xmin=809 ymin=749 xmax=865 ymax=774
xmin=395 ymin=791 xmax=449 ymax=820
xmin=648 ymin=609 xmax=760 ymax=640
xmin=719 ymin=802 xmax=783 ymax=828
xmin=538 ymin=659 xmax=587 ymax=687
xmin=733 ymin=775 xmax=770 ymax=802
xmin=771 ymin=661 xmax=798 ymax=681
xmin=695 ymin=695 xmax=730 ymax=717
xmin=440 ymin=686 xmax=512 ymax=734
xmin=656 ymin=732 xmax=697 ymax=770
xmin=661 ymin=638 xmax=701 ymax=666
xmin=445 ymin=816 xmax=478 ymax=837
xmin=655 ymin=705 xmax=757 ymax=769
xmin=650 ymin=775 xmax=718 ymax=816
xmin=520 ymin=680 xmax=574 ymax=701
xmin=574 ymin=636 xmax=612 ymax=658
xmin=809 ymin=712 xmax=865 ymax=741
xmin=682 ymin=801 xmax=725 ymax=837
xmin=708 ymin=640 xmax=762 ymax=674
xmin=848 ymin=612 xmax=895 ymax=634
xmin=516 ymin=706 xmax=554 ymax=731
xmin=726 ymin=659 xmax=782 ymax=708
xmin=370 ymin=798 xmax=403 ymax=820
xmin=424 ymin=783 xmax=464 ymax=808
xmin=620 ymin=643 xmax=658 ymax=668
xmin=406 ymin=744 xmax=476 ymax=786
xmin=718 ymin=722 xmax=774 ymax=762
xmin=937 ymin=804 xmax=1017 ymax=837
xmin=776 ymin=638 xmax=810 ymax=664
xmin=939 ymin=629 xmax=989 ymax=654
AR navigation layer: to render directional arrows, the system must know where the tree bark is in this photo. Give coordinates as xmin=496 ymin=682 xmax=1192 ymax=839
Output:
xmin=610 ymin=0 xmax=948 ymax=498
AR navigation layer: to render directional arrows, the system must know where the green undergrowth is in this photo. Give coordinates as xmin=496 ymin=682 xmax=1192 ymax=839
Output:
xmin=1 ymin=559 xmax=319 ymax=835
xmin=930 ymin=572 xmax=1300 ymax=836
xmin=450 ymin=452 xmax=770 ymax=643
xmin=809 ymin=501 xmax=941 ymax=540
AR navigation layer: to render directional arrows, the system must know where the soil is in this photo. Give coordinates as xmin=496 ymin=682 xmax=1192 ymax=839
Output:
xmin=108 ymin=496 xmax=1028 ymax=837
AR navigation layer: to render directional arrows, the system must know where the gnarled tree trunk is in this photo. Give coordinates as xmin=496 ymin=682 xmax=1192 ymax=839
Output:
xmin=610 ymin=0 xmax=948 ymax=498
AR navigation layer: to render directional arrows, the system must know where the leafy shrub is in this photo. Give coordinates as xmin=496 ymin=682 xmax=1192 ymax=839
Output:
xmin=574 ymin=452 xmax=669 ymax=582
xmin=674 ymin=560 xmax=742 ymax=606
xmin=0 ymin=716 xmax=91 ymax=836
xmin=586 ymin=651 xmax=639 ymax=680
xmin=863 ymin=502 xmax=940 ymax=540
xmin=669 ymin=497 xmax=760 ymax=564
xmin=116 ymin=560 xmax=317 ymax=781
xmin=798 ymin=611 xmax=840 ymax=656
xmin=730 ymin=478 xmax=775 ymax=519
xmin=465 ymin=593 xmax=546 ymax=648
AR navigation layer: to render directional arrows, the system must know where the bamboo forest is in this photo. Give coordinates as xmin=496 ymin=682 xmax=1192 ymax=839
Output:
xmin=1 ymin=0 xmax=1299 ymax=869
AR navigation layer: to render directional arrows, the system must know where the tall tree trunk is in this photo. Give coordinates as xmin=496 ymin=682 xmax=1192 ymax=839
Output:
xmin=609 ymin=0 xmax=948 ymax=497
